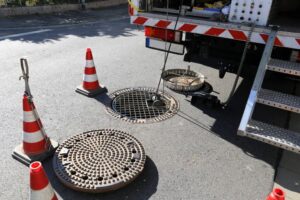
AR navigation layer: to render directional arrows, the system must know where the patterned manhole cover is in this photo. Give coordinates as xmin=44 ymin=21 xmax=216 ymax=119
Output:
xmin=53 ymin=129 xmax=146 ymax=193
xmin=106 ymin=87 xmax=179 ymax=123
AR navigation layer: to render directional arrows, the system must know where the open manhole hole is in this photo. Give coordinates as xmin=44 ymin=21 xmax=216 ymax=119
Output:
xmin=106 ymin=87 xmax=179 ymax=123
xmin=53 ymin=129 xmax=146 ymax=193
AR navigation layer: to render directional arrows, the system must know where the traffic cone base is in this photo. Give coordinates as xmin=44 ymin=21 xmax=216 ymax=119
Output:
xmin=12 ymin=139 xmax=59 ymax=166
xmin=76 ymin=84 xmax=107 ymax=97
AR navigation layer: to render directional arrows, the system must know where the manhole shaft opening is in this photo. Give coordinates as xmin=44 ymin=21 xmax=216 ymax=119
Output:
xmin=107 ymin=87 xmax=179 ymax=123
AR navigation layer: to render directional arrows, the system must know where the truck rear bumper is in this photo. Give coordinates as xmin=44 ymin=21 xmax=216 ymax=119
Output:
xmin=131 ymin=14 xmax=300 ymax=50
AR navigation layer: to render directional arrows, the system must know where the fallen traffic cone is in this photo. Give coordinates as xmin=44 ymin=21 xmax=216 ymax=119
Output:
xmin=76 ymin=48 xmax=107 ymax=97
xmin=266 ymin=188 xmax=285 ymax=200
xmin=30 ymin=161 xmax=58 ymax=200
xmin=12 ymin=94 xmax=59 ymax=166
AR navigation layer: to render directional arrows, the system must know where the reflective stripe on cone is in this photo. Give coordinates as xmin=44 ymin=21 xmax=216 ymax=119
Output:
xmin=23 ymin=130 xmax=45 ymax=143
xmin=83 ymin=74 xmax=98 ymax=82
xmin=23 ymin=110 xmax=39 ymax=123
xmin=86 ymin=60 xmax=95 ymax=68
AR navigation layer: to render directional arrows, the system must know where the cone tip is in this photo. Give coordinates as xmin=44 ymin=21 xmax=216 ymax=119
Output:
xmin=30 ymin=161 xmax=42 ymax=173
xmin=273 ymin=188 xmax=285 ymax=197
xmin=86 ymin=48 xmax=93 ymax=60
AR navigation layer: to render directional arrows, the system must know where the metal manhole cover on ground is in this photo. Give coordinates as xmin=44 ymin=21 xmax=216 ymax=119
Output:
xmin=106 ymin=87 xmax=179 ymax=124
xmin=161 ymin=69 xmax=205 ymax=92
xmin=53 ymin=129 xmax=146 ymax=193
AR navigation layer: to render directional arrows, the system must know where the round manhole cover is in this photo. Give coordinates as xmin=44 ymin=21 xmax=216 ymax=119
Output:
xmin=162 ymin=68 xmax=205 ymax=92
xmin=106 ymin=87 xmax=179 ymax=123
xmin=53 ymin=129 xmax=146 ymax=193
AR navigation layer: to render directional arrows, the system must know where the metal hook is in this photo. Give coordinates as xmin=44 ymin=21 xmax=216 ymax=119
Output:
xmin=19 ymin=58 xmax=32 ymax=98
xmin=20 ymin=58 xmax=29 ymax=79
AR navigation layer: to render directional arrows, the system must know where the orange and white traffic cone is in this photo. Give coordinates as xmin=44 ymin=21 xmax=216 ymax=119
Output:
xmin=12 ymin=94 xmax=59 ymax=166
xmin=266 ymin=188 xmax=285 ymax=200
xmin=76 ymin=48 xmax=107 ymax=97
xmin=30 ymin=161 xmax=58 ymax=200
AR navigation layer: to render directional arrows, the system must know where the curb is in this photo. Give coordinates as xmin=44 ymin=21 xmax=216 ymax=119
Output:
xmin=0 ymin=0 xmax=127 ymax=17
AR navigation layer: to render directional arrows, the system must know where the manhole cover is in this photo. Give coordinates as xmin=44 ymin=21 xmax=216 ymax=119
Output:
xmin=106 ymin=87 xmax=179 ymax=123
xmin=162 ymin=69 xmax=205 ymax=92
xmin=53 ymin=129 xmax=146 ymax=193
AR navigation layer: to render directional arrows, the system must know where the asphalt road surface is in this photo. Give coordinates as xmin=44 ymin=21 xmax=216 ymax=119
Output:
xmin=0 ymin=5 xmax=279 ymax=200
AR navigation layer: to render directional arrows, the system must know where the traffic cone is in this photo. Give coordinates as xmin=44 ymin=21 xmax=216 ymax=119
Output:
xmin=12 ymin=94 xmax=59 ymax=166
xmin=30 ymin=161 xmax=58 ymax=200
xmin=76 ymin=48 xmax=107 ymax=97
xmin=266 ymin=188 xmax=285 ymax=200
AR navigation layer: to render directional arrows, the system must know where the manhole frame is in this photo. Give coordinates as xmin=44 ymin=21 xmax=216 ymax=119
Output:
xmin=53 ymin=129 xmax=146 ymax=193
xmin=106 ymin=87 xmax=180 ymax=124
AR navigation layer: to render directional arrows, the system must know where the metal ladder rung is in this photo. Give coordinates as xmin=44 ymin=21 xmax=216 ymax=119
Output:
xmin=267 ymin=59 xmax=300 ymax=76
xmin=246 ymin=120 xmax=300 ymax=154
xmin=238 ymin=29 xmax=300 ymax=154
xmin=257 ymin=89 xmax=300 ymax=114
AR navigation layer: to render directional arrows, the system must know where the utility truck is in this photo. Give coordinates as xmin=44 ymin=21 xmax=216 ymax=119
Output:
xmin=128 ymin=0 xmax=300 ymax=153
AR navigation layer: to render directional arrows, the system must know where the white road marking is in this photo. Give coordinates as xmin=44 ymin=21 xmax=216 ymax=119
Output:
xmin=0 ymin=29 xmax=51 ymax=40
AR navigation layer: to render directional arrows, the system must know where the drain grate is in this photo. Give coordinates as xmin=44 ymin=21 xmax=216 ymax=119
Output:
xmin=53 ymin=129 xmax=146 ymax=193
xmin=106 ymin=87 xmax=179 ymax=123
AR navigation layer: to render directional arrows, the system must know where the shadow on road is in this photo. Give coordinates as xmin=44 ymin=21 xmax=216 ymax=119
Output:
xmin=44 ymin=156 xmax=159 ymax=200
xmin=177 ymin=78 xmax=280 ymax=167
xmin=94 ymin=92 xmax=112 ymax=107
xmin=0 ymin=5 xmax=139 ymax=43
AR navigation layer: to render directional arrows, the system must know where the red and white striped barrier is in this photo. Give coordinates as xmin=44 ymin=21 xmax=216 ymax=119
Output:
xmin=76 ymin=48 xmax=107 ymax=97
xmin=131 ymin=16 xmax=300 ymax=50
xmin=23 ymin=95 xmax=49 ymax=155
xmin=30 ymin=162 xmax=58 ymax=200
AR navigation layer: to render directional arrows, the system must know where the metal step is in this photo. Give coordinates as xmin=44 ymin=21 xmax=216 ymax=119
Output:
xmin=267 ymin=59 xmax=300 ymax=76
xmin=244 ymin=120 xmax=300 ymax=154
xmin=257 ymin=89 xmax=300 ymax=114
xmin=238 ymin=29 xmax=278 ymax=133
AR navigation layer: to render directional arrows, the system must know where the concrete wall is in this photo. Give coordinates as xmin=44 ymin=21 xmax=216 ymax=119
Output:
xmin=0 ymin=0 xmax=127 ymax=17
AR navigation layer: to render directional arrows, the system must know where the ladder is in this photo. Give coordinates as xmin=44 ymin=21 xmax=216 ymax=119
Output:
xmin=238 ymin=28 xmax=300 ymax=154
